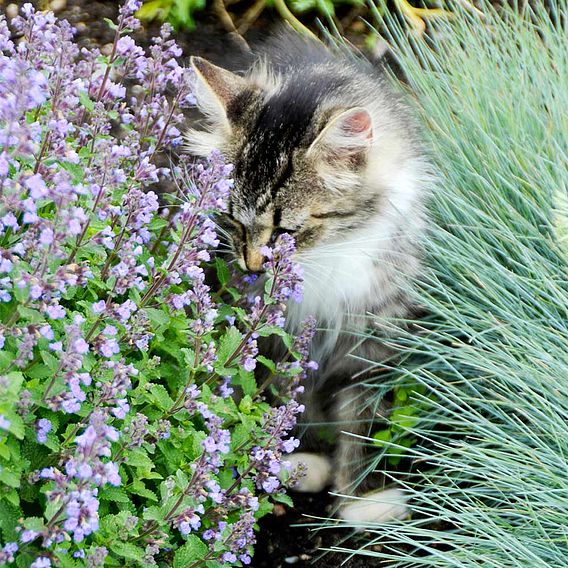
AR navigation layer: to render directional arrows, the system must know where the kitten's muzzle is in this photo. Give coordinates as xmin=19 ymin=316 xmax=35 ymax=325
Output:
xmin=243 ymin=245 xmax=266 ymax=273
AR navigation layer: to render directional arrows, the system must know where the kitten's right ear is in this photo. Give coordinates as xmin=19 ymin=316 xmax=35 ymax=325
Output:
xmin=190 ymin=57 xmax=250 ymax=126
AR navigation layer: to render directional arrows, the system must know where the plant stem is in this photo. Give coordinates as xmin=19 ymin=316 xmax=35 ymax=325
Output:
xmin=272 ymin=0 xmax=319 ymax=41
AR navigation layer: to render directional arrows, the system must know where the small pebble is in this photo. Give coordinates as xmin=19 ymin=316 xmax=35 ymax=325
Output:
xmin=75 ymin=22 xmax=87 ymax=33
xmin=6 ymin=3 xmax=19 ymax=19
xmin=284 ymin=556 xmax=299 ymax=564
xmin=50 ymin=0 xmax=67 ymax=12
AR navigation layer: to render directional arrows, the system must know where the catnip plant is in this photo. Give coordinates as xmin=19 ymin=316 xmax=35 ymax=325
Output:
xmin=0 ymin=3 xmax=314 ymax=567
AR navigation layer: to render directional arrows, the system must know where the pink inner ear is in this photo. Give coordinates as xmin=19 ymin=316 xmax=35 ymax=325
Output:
xmin=341 ymin=110 xmax=373 ymax=139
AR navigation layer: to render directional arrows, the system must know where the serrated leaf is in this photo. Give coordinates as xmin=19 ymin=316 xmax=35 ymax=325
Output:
xmin=0 ymin=500 xmax=21 ymax=540
xmin=22 ymin=516 xmax=45 ymax=531
xmin=129 ymin=480 xmax=158 ymax=502
xmin=215 ymin=257 xmax=230 ymax=286
xmin=272 ymin=492 xmax=294 ymax=507
xmin=110 ymin=541 xmax=145 ymax=562
xmin=3 ymin=413 xmax=24 ymax=440
xmin=1 ymin=468 xmax=21 ymax=488
xmin=173 ymin=535 xmax=208 ymax=567
xmin=236 ymin=369 xmax=256 ymax=397
xmin=25 ymin=364 xmax=53 ymax=380
xmin=145 ymin=307 xmax=170 ymax=328
xmin=215 ymin=327 xmax=242 ymax=369
xmin=4 ymin=489 xmax=19 ymax=507
xmin=142 ymin=505 xmax=164 ymax=522
xmin=256 ymin=355 xmax=276 ymax=373
xmin=147 ymin=383 xmax=174 ymax=410
xmin=40 ymin=350 xmax=60 ymax=372
xmin=126 ymin=448 xmax=155 ymax=470
xmin=176 ymin=469 xmax=189 ymax=489
xmin=99 ymin=486 xmax=130 ymax=503
xmin=4 ymin=372 xmax=24 ymax=395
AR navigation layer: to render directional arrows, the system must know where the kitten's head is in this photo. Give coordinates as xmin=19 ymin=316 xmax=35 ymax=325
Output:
xmin=187 ymin=56 xmax=384 ymax=272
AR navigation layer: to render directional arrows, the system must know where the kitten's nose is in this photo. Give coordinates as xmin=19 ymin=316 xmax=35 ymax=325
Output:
xmin=244 ymin=247 xmax=265 ymax=273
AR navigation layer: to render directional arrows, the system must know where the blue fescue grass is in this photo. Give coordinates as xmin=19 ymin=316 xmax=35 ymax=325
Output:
xmin=327 ymin=1 xmax=568 ymax=565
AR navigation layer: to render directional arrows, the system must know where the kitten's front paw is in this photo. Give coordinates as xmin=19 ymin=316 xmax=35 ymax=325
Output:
xmin=284 ymin=453 xmax=332 ymax=493
xmin=339 ymin=487 xmax=408 ymax=524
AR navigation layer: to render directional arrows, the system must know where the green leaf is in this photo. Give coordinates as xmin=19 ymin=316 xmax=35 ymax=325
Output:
xmin=256 ymin=355 xmax=276 ymax=373
xmin=215 ymin=326 xmax=242 ymax=369
xmin=142 ymin=505 xmax=164 ymax=523
xmin=236 ymin=369 xmax=256 ymax=397
xmin=25 ymin=364 xmax=53 ymax=380
xmin=110 ymin=541 xmax=145 ymax=562
xmin=103 ymin=17 xmax=119 ymax=31
xmin=215 ymin=257 xmax=231 ymax=286
xmin=272 ymin=492 xmax=294 ymax=507
xmin=4 ymin=372 xmax=23 ymax=395
xmin=176 ymin=469 xmax=189 ymax=489
xmin=173 ymin=535 xmax=208 ymax=567
xmin=99 ymin=486 xmax=130 ymax=503
xmin=145 ymin=307 xmax=170 ymax=328
xmin=373 ymin=428 xmax=392 ymax=445
xmin=129 ymin=480 xmax=158 ymax=502
xmin=0 ymin=500 xmax=21 ymax=540
xmin=147 ymin=383 xmax=174 ymax=410
xmin=22 ymin=516 xmax=45 ymax=531
xmin=126 ymin=448 xmax=155 ymax=470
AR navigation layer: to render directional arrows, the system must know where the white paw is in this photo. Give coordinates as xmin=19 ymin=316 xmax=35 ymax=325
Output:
xmin=285 ymin=453 xmax=332 ymax=493
xmin=339 ymin=487 xmax=408 ymax=524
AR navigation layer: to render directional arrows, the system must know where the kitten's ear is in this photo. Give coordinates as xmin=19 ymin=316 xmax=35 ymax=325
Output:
xmin=308 ymin=107 xmax=373 ymax=165
xmin=190 ymin=56 xmax=250 ymax=125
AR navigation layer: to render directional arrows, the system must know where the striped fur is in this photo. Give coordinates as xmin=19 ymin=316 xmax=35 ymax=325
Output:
xmin=186 ymin=31 xmax=433 ymax=516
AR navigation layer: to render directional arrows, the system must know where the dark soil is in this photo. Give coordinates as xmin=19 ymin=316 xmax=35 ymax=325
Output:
xmin=252 ymin=492 xmax=382 ymax=568
xmin=2 ymin=0 xmax=382 ymax=565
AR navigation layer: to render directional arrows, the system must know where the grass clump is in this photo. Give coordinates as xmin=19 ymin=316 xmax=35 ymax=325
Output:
xmin=334 ymin=1 xmax=568 ymax=566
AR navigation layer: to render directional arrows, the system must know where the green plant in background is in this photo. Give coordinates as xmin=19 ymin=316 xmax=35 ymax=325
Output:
xmin=137 ymin=0 xmax=452 ymax=38
xmin=137 ymin=0 xmax=206 ymax=29
xmin=372 ymin=383 xmax=426 ymax=466
xmin=329 ymin=1 xmax=568 ymax=565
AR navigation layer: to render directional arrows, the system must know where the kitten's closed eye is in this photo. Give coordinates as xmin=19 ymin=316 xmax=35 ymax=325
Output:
xmin=271 ymin=227 xmax=297 ymax=240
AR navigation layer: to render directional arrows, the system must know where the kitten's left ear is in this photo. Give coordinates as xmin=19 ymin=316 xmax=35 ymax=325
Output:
xmin=190 ymin=56 xmax=251 ymax=126
xmin=308 ymin=107 xmax=373 ymax=165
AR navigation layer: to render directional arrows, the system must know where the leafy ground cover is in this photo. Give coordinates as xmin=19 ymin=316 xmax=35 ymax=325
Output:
xmin=0 ymin=3 xmax=317 ymax=566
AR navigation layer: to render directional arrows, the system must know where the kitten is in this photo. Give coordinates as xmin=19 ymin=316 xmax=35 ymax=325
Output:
xmin=186 ymin=31 xmax=432 ymax=524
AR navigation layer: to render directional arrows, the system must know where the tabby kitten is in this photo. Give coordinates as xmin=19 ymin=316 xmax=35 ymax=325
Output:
xmin=186 ymin=32 xmax=431 ymax=523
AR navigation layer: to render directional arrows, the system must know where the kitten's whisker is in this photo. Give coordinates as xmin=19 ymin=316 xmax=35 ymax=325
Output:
xmin=303 ymin=234 xmax=409 ymax=251
xmin=297 ymin=249 xmax=415 ymax=261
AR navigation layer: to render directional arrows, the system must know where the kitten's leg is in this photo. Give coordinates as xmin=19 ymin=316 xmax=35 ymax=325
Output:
xmin=332 ymin=386 xmax=409 ymax=523
xmin=339 ymin=487 xmax=408 ymax=523
xmin=332 ymin=385 xmax=376 ymax=495
xmin=286 ymin=452 xmax=332 ymax=493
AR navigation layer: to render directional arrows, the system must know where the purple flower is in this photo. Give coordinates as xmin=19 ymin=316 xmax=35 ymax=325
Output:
xmin=63 ymin=488 xmax=100 ymax=542
xmin=45 ymin=304 xmax=66 ymax=319
xmin=222 ymin=552 xmax=237 ymax=564
xmin=25 ymin=174 xmax=48 ymax=199
xmin=20 ymin=530 xmax=38 ymax=543
xmin=261 ymin=476 xmax=280 ymax=493
xmin=36 ymin=418 xmax=53 ymax=443
xmin=92 ymin=300 xmax=106 ymax=314
xmin=30 ymin=558 xmax=51 ymax=568
xmin=73 ymin=338 xmax=89 ymax=354
xmin=0 ymin=415 xmax=10 ymax=430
